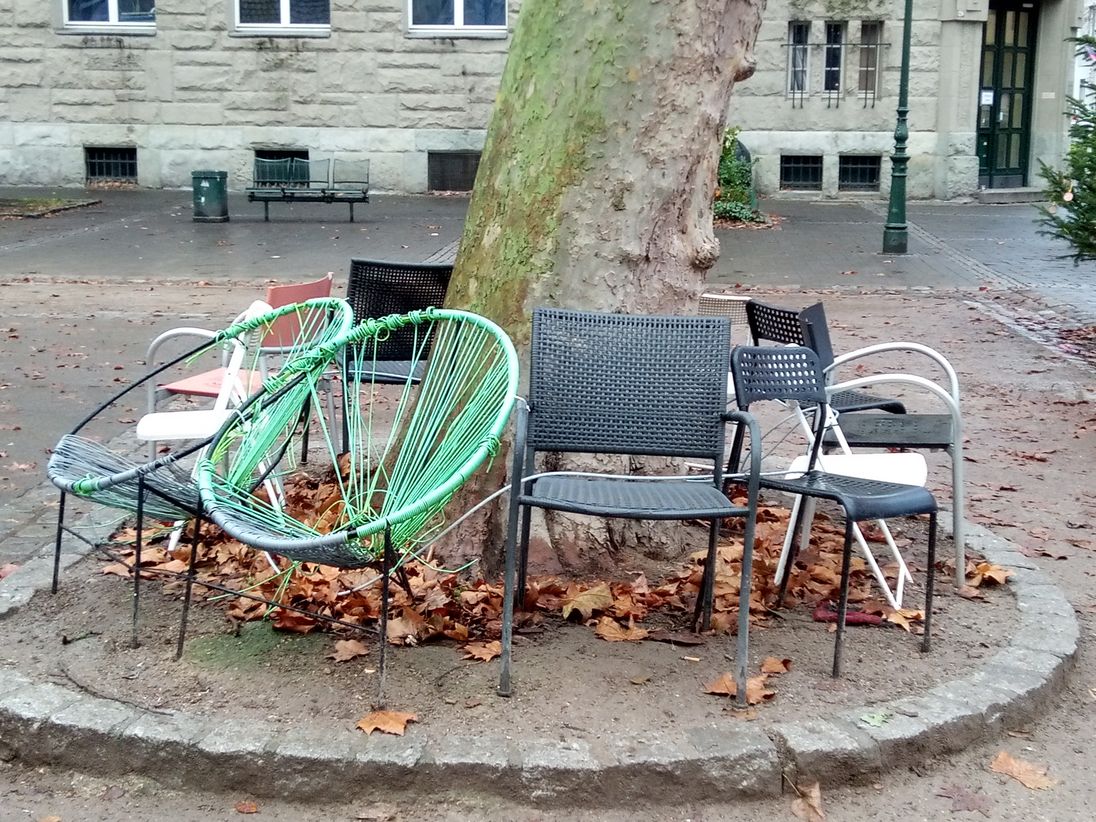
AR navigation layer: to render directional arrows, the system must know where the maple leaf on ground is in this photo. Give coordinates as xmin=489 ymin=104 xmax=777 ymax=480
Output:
xmin=760 ymin=656 xmax=792 ymax=674
xmin=885 ymin=608 xmax=924 ymax=633
xmin=973 ymin=562 xmax=1013 ymax=586
xmin=935 ymin=783 xmax=992 ymax=817
xmin=790 ymin=781 xmax=826 ymax=821
xmin=989 ymin=751 xmax=1058 ymax=790
xmin=462 ymin=640 xmax=501 ymax=662
xmin=560 ymin=582 xmax=613 ymax=621
xmin=356 ymin=710 xmax=418 ymax=736
xmin=704 ymin=673 xmax=775 ymax=705
xmin=593 ymin=616 xmax=649 ymax=642
xmin=327 ymin=638 xmax=369 ymax=662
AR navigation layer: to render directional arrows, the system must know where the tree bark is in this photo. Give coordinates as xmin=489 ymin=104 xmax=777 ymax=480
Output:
xmin=444 ymin=0 xmax=766 ymax=576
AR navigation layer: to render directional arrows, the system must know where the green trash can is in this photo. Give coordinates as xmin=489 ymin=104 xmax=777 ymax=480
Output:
xmin=191 ymin=170 xmax=229 ymax=223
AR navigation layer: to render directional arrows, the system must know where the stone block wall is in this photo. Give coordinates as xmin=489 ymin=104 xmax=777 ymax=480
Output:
xmin=0 ymin=0 xmax=514 ymax=191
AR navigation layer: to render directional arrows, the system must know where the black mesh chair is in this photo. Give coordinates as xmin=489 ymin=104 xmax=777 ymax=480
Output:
xmin=746 ymin=300 xmax=906 ymax=415
xmin=729 ymin=345 xmax=938 ymax=677
xmin=341 ymin=259 xmax=453 ymax=449
xmin=498 ymin=308 xmax=762 ymax=704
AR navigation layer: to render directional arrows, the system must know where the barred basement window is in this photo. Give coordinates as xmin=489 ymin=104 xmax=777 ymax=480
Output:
xmin=858 ymin=21 xmax=883 ymax=107
xmin=85 ymin=146 xmax=137 ymax=185
xmin=780 ymin=155 xmax=823 ymax=191
xmin=427 ymin=151 xmax=481 ymax=192
xmin=838 ymin=155 xmax=882 ymax=191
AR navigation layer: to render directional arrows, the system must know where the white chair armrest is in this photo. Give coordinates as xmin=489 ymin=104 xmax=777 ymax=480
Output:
xmin=827 ymin=342 xmax=960 ymax=401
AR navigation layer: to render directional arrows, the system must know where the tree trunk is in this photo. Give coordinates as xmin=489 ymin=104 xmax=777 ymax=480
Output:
xmin=444 ymin=0 xmax=766 ymax=576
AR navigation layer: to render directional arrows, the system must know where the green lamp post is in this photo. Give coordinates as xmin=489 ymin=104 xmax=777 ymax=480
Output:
xmin=883 ymin=0 xmax=915 ymax=254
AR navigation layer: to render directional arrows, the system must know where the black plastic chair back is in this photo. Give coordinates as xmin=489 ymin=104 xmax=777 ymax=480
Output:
xmin=731 ymin=345 xmax=828 ymax=409
xmin=797 ymin=302 xmax=837 ymax=369
xmin=746 ymin=300 xmax=806 ymax=347
xmin=527 ymin=308 xmax=731 ymax=459
xmin=345 ymin=259 xmax=453 ymax=359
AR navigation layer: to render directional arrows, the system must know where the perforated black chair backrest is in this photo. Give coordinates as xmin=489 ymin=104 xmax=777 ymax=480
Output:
xmin=731 ymin=345 xmax=828 ymax=410
xmin=747 ymin=300 xmax=836 ymax=370
xmin=345 ymin=259 xmax=453 ymax=359
xmin=527 ymin=308 xmax=731 ymax=459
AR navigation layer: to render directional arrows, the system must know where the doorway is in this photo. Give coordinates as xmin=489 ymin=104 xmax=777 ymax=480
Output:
xmin=977 ymin=0 xmax=1039 ymax=188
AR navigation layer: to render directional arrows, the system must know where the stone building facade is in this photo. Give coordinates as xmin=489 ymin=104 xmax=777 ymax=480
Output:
xmin=0 ymin=0 xmax=1082 ymax=198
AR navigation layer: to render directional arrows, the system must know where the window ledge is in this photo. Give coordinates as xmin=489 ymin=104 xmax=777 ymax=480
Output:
xmin=57 ymin=24 xmax=156 ymax=36
xmin=231 ymin=26 xmax=331 ymax=38
xmin=406 ymin=27 xmax=508 ymax=40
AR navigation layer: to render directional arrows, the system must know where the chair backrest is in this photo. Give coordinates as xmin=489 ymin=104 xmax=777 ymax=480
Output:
xmin=698 ymin=293 xmax=751 ymax=325
xmin=527 ymin=308 xmax=731 ymax=459
xmin=747 ymin=299 xmax=835 ymax=369
xmin=730 ymin=345 xmax=828 ymax=410
xmin=262 ymin=273 xmax=335 ymax=349
xmin=345 ymin=259 xmax=453 ymax=360
xmin=199 ymin=308 xmax=519 ymax=562
xmin=797 ymin=302 xmax=837 ymax=370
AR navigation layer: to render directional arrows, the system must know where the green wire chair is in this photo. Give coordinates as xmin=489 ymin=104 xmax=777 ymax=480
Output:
xmin=47 ymin=298 xmax=355 ymax=653
xmin=196 ymin=308 xmax=520 ymax=705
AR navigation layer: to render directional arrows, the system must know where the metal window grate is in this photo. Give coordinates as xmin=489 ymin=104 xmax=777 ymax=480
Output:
xmin=824 ymin=22 xmax=845 ymax=109
xmin=786 ymin=21 xmax=810 ymax=108
xmin=780 ymin=155 xmax=823 ymax=190
xmin=858 ymin=21 xmax=884 ymax=108
xmin=427 ymin=151 xmax=481 ymax=192
xmin=85 ymin=146 xmax=137 ymax=184
xmin=838 ymin=155 xmax=882 ymax=191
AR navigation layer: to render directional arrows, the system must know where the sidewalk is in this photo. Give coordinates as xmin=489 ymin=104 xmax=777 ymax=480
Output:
xmin=0 ymin=188 xmax=1094 ymax=817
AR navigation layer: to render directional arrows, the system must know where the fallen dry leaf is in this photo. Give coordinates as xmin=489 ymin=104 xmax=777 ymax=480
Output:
xmin=593 ymin=616 xmax=649 ymax=642
xmin=790 ymin=781 xmax=826 ymax=821
xmin=560 ymin=582 xmax=613 ymax=621
xmin=356 ymin=710 xmax=418 ymax=736
xmin=234 ymin=799 xmax=259 ymax=814
xmin=704 ymin=672 xmax=775 ymax=705
xmin=885 ymin=608 xmax=925 ymax=633
xmin=0 ymin=563 xmax=18 ymax=580
xmin=327 ymin=638 xmax=369 ymax=663
xmin=989 ymin=751 xmax=1057 ymax=790
xmin=760 ymin=656 xmax=792 ymax=674
xmin=936 ymin=783 xmax=992 ymax=817
xmin=462 ymin=640 xmax=501 ymax=662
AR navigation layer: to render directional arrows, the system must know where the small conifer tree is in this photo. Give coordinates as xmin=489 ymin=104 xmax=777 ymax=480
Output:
xmin=1039 ymin=35 xmax=1096 ymax=264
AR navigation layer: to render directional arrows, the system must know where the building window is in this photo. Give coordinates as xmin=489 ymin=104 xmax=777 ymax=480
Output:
xmin=838 ymin=155 xmax=882 ymax=191
xmin=858 ymin=21 xmax=883 ymax=106
xmin=428 ymin=151 xmax=482 ymax=192
xmin=64 ymin=0 xmax=154 ymax=26
xmin=824 ymin=22 xmax=845 ymax=100
xmin=237 ymin=0 xmax=330 ymax=29
xmin=85 ymin=147 xmax=137 ymax=185
xmin=780 ymin=155 xmax=823 ymax=191
xmin=410 ymin=0 xmax=506 ymax=31
xmin=787 ymin=21 xmax=810 ymax=98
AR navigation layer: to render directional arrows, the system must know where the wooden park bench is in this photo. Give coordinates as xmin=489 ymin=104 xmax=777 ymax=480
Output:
xmin=246 ymin=158 xmax=370 ymax=222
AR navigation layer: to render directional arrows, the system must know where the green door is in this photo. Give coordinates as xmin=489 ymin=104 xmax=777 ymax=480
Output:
xmin=977 ymin=0 xmax=1038 ymax=188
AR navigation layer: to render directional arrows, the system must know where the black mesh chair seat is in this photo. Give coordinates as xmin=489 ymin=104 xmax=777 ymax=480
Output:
xmin=823 ymin=412 xmax=954 ymax=449
xmin=524 ymin=476 xmax=747 ymax=520
xmin=761 ymin=471 xmax=936 ymax=522
xmin=829 ymin=389 xmax=906 ymax=415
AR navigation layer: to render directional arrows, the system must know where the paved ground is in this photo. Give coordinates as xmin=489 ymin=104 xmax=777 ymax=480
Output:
xmin=0 ymin=188 xmax=1094 ymax=820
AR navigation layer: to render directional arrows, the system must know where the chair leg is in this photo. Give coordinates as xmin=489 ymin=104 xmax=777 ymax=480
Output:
xmin=175 ymin=518 xmax=202 ymax=661
xmin=498 ymin=503 xmax=525 ymax=698
xmin=832 ymin=519 xmax=855 ymax=678
xmin=51 ymin=491 xmax=66 ymax=594
xmin=734 ymin=506 xmax=758 ymax=710
xmin=395 ymin=564 xmax=413 ymax=598
xmin=922 ymin=512 xmax=938 ymax=653
xmin=299 ymin=396 xmax=312 ymax=464
xmin=375 ymin=527 xmax=392 ymax=710
xmin=692 ymin=521 xmax=720 ymax=631
xmin=132 ymin=476 xmax=145 ymax=650
xmin=516 ymin=504 xmax=532 ymax=607
xmin=776 ymin=495 xmax=811 ymax=608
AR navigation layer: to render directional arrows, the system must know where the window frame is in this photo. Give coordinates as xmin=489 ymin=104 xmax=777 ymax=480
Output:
xmin=824 ymin=21 xmax=846 ymax=94
xmin=234 ymin=0 xmax=331 ymax=36
xmin=61 ymin=0 xmax=155 ymax=33
xmin=858 ymin=20 xmax=884 ymax=96
xmin=406 ymin=0 xmax=508 ymax=38
xmin=786 ymin=21 xmax=811 ymax=96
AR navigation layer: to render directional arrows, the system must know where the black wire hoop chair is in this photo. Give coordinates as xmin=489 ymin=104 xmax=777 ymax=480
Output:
xmin=728 ymin=345 xmax=939 ymax=677
xmin=497 ymin=308 xmax=762 ymax=706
